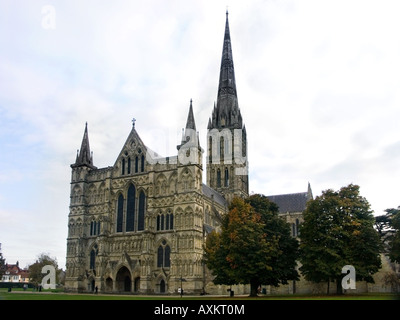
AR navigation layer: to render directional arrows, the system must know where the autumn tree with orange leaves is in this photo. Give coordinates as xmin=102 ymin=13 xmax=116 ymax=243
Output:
xmin=204 ymin=195 xmax=299 ymax=296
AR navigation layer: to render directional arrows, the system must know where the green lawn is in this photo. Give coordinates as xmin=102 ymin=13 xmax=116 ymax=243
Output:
xmin=0 ymin=289 xmax=398 ymax=300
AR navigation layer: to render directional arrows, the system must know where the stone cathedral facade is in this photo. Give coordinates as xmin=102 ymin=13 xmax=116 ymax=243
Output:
xmin=65 ymin=13 xmax=251 ymax=294
xmin=65 ymin=12 xmax=398 ymax=295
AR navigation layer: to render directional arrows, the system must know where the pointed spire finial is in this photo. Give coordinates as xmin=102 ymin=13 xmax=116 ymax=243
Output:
xmin=210 ymin=10 xmax=242 ymax=129
xmin=72 ymin=122 xmax=96 ymax=169
xmin=185 ymin=99 xmax=196 ymax=131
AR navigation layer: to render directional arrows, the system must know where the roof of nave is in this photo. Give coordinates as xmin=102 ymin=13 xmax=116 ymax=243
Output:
xmin=266 ymin=184 xmax=313 ymax=214
xmin=202 ymin=183 xmax=227 ymax=208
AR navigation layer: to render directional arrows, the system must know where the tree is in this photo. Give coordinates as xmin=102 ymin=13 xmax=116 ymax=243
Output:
xmin=299 ymin=184 xmax=382 ymax=294
xmin=28 ymin=253 xmax=59 ymax=288
xmin=204 ymin=195 xmax=299 ymax=296
xmin=0 ymin=243 xmax=6 ymax=280
xmin=383 ymin=207 xmax=400 ymax=264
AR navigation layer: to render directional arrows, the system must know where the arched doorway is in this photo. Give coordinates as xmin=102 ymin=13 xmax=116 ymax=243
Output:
xmin=90 ymin=279 xmax=95 ymax=292
xmin=160 ymin=279 xmax=166 ymax=293
xmin=116 ymin=266 xmax=132 ymax=292
xmin=124 ymin=276 xmax=131 ymax=292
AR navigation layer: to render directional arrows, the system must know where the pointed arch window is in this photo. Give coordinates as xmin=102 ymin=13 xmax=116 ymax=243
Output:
xmin=157 ymin=246 xmax=163 ymax=267
xmin=166 ymin=214 xmax=170 ymax=231
xmin=141 ymin=154 xmax=145 ymax=172
xmin=157 ymin=211 xmax=174 ymax=231
xmin=135 ymin=156 xmax=139 ymax=173
xmin=116 ymin=194 xmax=124 ymax=233
xmin=164 ymin=245 xmax=171 ymax=267
xmin=126 ymin=184 xmax=136 ymax=232
xmin=220 ymin=136 xmax=224 ymax=161
xmin=161 ymin=214 xmax=165 ymax=231
xmin=138 ymin=191 xmax=145 ymax=231
xmin=217 ymin=169 xmax=221 ymax=188
xmin=157 ymin=214 xmax=161 ymax=231
xmin=90 ymin=221 xmax=101 ymax=236
xmin=121 ymin=158 xmax=125 ymax=175
xmin=89 ymin=244 xmax=98 ymax=270
xmin=166 ymin=211 xmax=173 ymax=230
xmin=127 ymin=157 xmax=131 ymax=174
xmin=157 ymin=241 xmax=171 ymax=268
xmin=90 ymin=249 xmax=96 ymax=269
xmin=224 ymin=167 xmax=229 ymax=187
xmin=169 ymin=213 xmax=174 ymax=230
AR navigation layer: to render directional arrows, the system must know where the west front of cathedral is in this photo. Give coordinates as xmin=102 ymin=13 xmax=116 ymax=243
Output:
xmin=65 ymin=12 xmax=398 ymax=296
xmin=65 ymin=13 xmax=251 ymax=294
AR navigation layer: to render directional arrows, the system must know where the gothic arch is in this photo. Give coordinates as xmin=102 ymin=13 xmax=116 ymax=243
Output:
xmin=87 ymin=242 xmax=99 ymax=270
xmin=98 ymin=181 xmax=106 ymax=203
xmin=88 ymin=184 xmax=97 ymax=204
xmin=68 ymin=218 xmax=76 ymax=236
xmin=71 ymin=185 xmax=83 ymax=204
xmin=155 ymin=173 xmax=167 ymax=196
xmin=76 ymin=217 xmax=83 ymax=236
xmin=168 ymin=172 xmax=178 ymax=194
xmin=180 ymin=169 xmax=193 ymax=191
xmin=126 ymin=184 xmax=136 ymax=232
xmin=137 ymin=189 xmax=146 ymax=231
xmin=183 ymin=206 xmax=194 ymax=228
xmin=156 ymin=239 xmax=171 ymax=268
xmin=115 ymin=265 xmax=132 ymax=292
xmin=116 ymin=192 xmax=124 ymax=233
xmin=156 ymin=275 xmax=167 ymax=294
xmin=175 ymin=207 xmax=184 ymax=230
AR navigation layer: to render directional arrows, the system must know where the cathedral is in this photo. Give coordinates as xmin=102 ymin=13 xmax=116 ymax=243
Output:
xmin=65 ymin=12 xmax=310 ymax=294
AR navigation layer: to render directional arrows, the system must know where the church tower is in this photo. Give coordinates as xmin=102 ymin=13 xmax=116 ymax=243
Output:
xmin=207 ymin=12 xmax=249 ymax=203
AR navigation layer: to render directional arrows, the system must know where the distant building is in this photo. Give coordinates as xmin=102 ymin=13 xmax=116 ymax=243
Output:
xmin=1 ymin=261 xmax=30 ymax=283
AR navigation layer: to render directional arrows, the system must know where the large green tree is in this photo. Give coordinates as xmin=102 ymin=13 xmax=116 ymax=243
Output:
xmin=299 ymin=184 xmax=382 ymax=294
xmin=383 ymin=207 xmax=400 ymax=264
xmin=204 ymin=195 xmax=299 ymax=296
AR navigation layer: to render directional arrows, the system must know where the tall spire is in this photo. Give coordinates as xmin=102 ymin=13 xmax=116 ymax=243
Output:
xmin=72 ymin=122 xmax=95 ymax=168
xmin=206 ymin=12 xmax=249 ymax=201
xmin=218 ymin=10 xmax=237 ymax=99
xmin=209 ymin=11 xmax=242 ymax=130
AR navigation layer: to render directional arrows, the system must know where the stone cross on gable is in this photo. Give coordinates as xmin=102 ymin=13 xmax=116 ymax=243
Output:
xmin=132 ymin=118 xmax=136 ymax=128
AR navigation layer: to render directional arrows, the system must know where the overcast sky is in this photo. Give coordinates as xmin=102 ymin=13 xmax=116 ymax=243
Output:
xmin=1 ymin=0 xmax=400 ymax=269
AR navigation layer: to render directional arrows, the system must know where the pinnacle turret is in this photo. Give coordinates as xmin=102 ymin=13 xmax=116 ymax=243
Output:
xmin=177 ymin=99 xmax=200 ymax=150
xmin=72 ymin=122 xmax=96 ymax=169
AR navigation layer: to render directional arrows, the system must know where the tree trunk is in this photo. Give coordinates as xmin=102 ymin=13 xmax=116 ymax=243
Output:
xmin=249 ymin=279 xmax=259 ymax=297
xmin=336 ymin=277 xmax=343 ymax=295
xmin=327 ymin=279 xmax=330 ymax=295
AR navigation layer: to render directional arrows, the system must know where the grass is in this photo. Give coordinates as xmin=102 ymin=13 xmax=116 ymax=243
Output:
xmin=0 ymin=288 xmax=398 ymax=300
